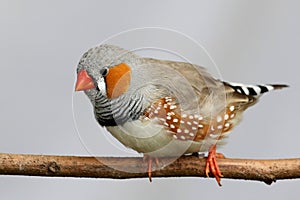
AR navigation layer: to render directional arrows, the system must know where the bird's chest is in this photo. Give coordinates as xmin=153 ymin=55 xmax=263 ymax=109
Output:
xmin=105 ymin=96 xmax=239 ymax=156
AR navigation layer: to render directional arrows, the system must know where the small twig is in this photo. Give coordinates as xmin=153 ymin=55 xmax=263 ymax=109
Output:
xmin=0 ymin=153 xmax=299 ymax=185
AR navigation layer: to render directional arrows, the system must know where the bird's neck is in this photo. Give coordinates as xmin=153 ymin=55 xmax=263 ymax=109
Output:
xmin=92 ymin=91 xmax=144 ymax=127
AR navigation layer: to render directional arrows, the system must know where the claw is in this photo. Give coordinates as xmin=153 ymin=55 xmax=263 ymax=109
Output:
xmin=148 ymin=157 xmax=153 ymax=182
xmin=205 ymin=145 xmax=224 ymax=186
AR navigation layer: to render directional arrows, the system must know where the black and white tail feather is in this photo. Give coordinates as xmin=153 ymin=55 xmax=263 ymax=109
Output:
xmin=218 ymin=81 xmax=288 ymax=132
xmin=224 ymin=82 xmax=289 ymax=97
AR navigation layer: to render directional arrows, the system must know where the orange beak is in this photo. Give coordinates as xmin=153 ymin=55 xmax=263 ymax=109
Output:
xmin=75 ymin=70 xmax=96 ymax=91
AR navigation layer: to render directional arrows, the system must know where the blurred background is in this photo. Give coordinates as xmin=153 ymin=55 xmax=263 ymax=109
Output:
xmin=0 ymin=0 xmax=299 ymax=199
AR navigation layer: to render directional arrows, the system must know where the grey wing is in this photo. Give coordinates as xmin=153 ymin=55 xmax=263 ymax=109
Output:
xmin=141 ymin=58 xmax=228 ymax=116
xmin=142 ymin=58 xmax=220 ymax=91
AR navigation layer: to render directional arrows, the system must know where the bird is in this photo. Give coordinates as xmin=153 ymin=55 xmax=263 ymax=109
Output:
xmin=75 ymin=44 xmax=288 ymax=186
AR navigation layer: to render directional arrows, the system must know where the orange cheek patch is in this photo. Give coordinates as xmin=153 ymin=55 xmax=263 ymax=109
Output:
xmin=105 ymin=63 xmax=131 ymax=99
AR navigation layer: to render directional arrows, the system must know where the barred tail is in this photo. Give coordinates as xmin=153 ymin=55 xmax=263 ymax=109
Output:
xmin=224 ymin=82 xmax=289 ymax=96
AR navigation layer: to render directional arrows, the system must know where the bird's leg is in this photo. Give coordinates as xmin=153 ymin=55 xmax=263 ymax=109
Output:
xmin=205 ymin=145 xmax=225 ymax=186
xmin=143 ymin=155 xmax=159 ymax=182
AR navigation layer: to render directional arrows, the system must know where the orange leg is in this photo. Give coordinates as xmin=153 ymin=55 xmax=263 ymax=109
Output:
xmin=143 ymin=155 xmax=159 ymax=182
xmin=205 ymin=145 xmax=224 ymax=186
xmin=148 ymin=157 xmax=153 ymax=182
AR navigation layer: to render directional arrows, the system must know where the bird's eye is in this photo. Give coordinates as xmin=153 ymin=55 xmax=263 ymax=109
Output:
xmin=100 ymin=67 xmax=109 ymax=77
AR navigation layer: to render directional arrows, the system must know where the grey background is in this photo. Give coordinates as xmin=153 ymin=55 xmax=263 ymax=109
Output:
xmin=0 ymin=0 xmax=299 ymax=199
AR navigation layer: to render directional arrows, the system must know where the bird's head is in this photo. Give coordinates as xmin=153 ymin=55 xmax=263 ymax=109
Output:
xmin=75 ymin=44 xmax=139 ymax=99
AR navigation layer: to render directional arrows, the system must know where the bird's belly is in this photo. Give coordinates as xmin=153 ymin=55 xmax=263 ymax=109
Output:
xmin=106 ymin=120 xmax=223 ymax=157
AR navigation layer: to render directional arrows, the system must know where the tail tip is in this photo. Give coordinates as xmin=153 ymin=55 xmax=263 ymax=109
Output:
xmin=270 ymin=84 xmax=289 ymax=90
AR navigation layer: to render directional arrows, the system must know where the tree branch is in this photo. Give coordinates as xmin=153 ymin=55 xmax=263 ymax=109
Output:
xmin=0 ymin=153 xmax=299 ymax=185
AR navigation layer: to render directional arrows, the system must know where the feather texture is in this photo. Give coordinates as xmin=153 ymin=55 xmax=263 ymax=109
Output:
xmin=76 ymin=44 xmax=288 ymax=156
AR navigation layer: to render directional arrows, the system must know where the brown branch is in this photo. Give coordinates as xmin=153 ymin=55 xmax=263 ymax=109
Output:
xmin=0 ymin=153 xmax=299 ymax=185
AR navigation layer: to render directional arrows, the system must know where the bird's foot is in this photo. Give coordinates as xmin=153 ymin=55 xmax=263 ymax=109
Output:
xmin=205 ymin=145 xmax=225 ymax=186
xmin=143 ymin=155 xmax=159 ymax=182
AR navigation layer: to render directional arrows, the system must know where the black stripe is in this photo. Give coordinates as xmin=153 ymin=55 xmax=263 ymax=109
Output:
xmin=247 ymin=87 xmax=257 ymax=96
xmin=258 ymin=85 xmax=269 ymax=93
xmin=94 ymin=92 xmax=144 ymax=126
xmin=96 ymin=118 xmax=117 ymax=126
xmin=232 ymin=86 xmax=245 ymax=95
xmin=129 ymin=96 xmax=143 ymax=120
xmin=112 ymin=98 xmax=132 ymax=118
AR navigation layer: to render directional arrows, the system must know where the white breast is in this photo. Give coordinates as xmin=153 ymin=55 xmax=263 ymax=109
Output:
xmin=106 ymin=120 xmax=223 ymax=157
